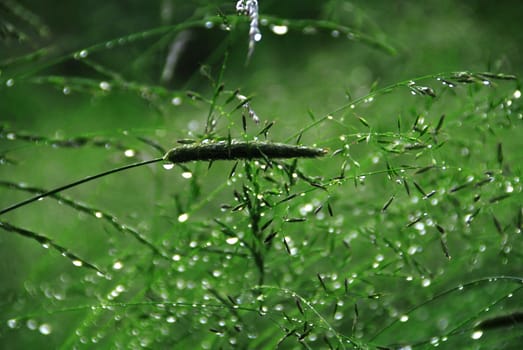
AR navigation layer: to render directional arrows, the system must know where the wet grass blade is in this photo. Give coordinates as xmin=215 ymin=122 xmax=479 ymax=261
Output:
xmin=0 ymin=221 xmax=104 ymax=275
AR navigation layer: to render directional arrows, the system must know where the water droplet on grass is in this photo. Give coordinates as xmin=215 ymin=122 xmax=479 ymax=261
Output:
xmin=74 ymin=50 xmax=88 ymax=59
xmin=38 ymin=323 xmax=52 ymax=335
xmin=270 ymin=24 xmax=288 ymax=35
xmin=171 ymin=97 xmax=182 ymax=106
xmin=112 ymin=261 xmax=123 ymax=270
xmin=178 ymin=213 xmax=189 ymax=222
xmin=514 ymin=90 xmax=521 ymax=99
xmin=6 ymin=79 xmax=14 ymax=87
xmin=99 ymin=81 xmax=111 ymax=91
xmin=72 ymin=260 xmax=83 ymax=267
xmin=226 ymin=237 xmax=239 ymax=245
xmin=7 ymin=319 xmax=17 ymax=328
xmin=181 ymin=171 xmax=192 ymax=179
xmin=421 ymin=278 xmax=431 ymax=287
xmin=471 ymin=330 xmax=483 ymax=340
xmin=299 ymin=203 xmax=314 ymax=215
xmin=400 ymin=315 xmax=409 ymax=322
xmin=63 ymin=86 xmax=71 ymax=95
xmin=163 ymin=162 xmax=175 ymax=170
xmin=26 ymin=319 xmax=37 ymax=330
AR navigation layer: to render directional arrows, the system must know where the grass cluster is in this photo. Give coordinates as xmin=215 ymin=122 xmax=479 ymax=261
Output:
xmin=1 ymin=1 xmax=522 ymax=349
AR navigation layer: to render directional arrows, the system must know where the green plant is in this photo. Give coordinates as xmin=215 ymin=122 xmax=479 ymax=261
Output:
xmin=1 ymin=1 xmax=522 ymax=349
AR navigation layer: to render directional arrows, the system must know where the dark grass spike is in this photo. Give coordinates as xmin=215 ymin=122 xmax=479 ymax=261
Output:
xmin=242 ymin=114 xmax=247 ymax=132
xmin=492 ymin=215 xmax=504 ymax=235
xmin=260 ymin=219 xmax=273 ymax=232
xmin=263 ymin=230 xmax=278 ymax=244
xmin=403 ymin=178 xmax=411 ymax=196
xmin=327 ymin=202 xmax=334 ymax=217
xmin=295 ymin=298 xmax=304 ymax=315
xmin=450 ymin=182 xmax=470 ymax=193
xmin=283 ymin=237 xmax=291 ymax=254
xmin=381 ymin=195 xmax=395 ymax=212
xmin=489 ymin=193 xmax=511 ymax=203
xmin=414 ymin=165 xmax=434 ymax=175
xmin=317 ymin=273 xmax=328 ymax=292
xmin=412 ymin=181 xmax=427 ymax=197
xmin=517 ymin=206 xmax=522 ymax=230
xmin=165 ymin=141 xmax=326 ymax=163
xmin=285 ymin=218 xmax=306 ymax=223
xmin=352 ymin=303 xmax=359 ymax=335
xmin=423 ymin=190 xmax=437 ymax=199
xmin=276 ymin=193 xmax=298 ymax=205
xmin=1 ymin=141 xmax=325 ymax=215
xmin=0 ymin=221 xmax=104 ymax=275
xmin=258 ymin=121 xmax=275 ymax=137
xmin=434 ymin=114 xmax=445 ymax=134
xmin=497 ymin=142 xmax=504 ymax=166
xmin=407 ymin=215 xmax=423 ymax=228
xmin=440 ymin=239 xmax=451 ymax=259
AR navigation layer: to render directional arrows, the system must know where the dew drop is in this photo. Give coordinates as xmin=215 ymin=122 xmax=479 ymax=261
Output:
xmin=471 ymin=330 xmax=483 ymax=340
xmin=299 ymin=203 xmax=314 ymax=216
xmin=181 ymin=171 xmax=192 ymax=179
xmin=421 ymin=278 xmax=431 ymax=287
xmin=303 ymin=26 xmax=317 ymax=35
xmin=112 ymin=261 xmax=123 ymax=270
xmin=99 ymin=81 xmax=111 ymax=91
xmin=94 ymin=211 xmax=103 ymax=218
xmin=178 ymin=213 xmax=189 ymax=223
xmin=124 ymin=149 xmax=135 ymax=158
xmin=26 ymin=319 xmax=38 ymax=330
xmin=38 ymin=323 xmax=52 ymax=335
xmin=163 ymin=162 xmax=175 ymax=170
xmin=6 ymin=78 xmax=14 ymax=87
xmin=72 ymin=260 xmax=83 ymax=267
xmin=400 ymin=315 xmax=409 ymax=322
xmin=63 ymin=86 xmax=71 ymax=95
xmin=514 ymin=90 xmax=521 ymax=99
xmin=205 ymin=21 xmax=214 ymax=29
xmin=270 ymin=24 xmax=288 ymax=35
xmin=7 ymin=319 xmax=17 ymax=328
xmin=331 ymin=30 xmax=340 ymax=38
xmin=254 ymin=33 xmax=262 ymax=42
xmin=226 ymin=237 xmax=239 ymax=245
xmin=171 ymin=97 xmax=182 ymax=106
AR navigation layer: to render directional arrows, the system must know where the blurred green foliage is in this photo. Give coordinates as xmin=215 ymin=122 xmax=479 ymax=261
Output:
xmin=1 ymin=1 xmax=522 ymax=349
